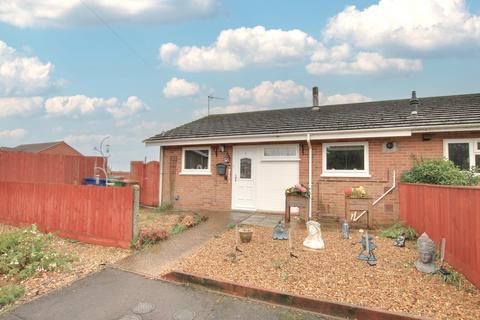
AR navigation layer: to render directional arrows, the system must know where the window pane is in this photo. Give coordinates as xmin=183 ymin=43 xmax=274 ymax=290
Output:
xmin=448 ymin=143 xmax=470 ymax=170
xmin=476 ymin=154 xmax=480 ymax=168
xmin=326 ymin=145 xmax=364 ymax=170
xmin=264 ymin=146 xmax=296 ymax=157
xmin=185 ymin=149 xmax=209 ymax=170
xmin=240 ymin=158 xmax=251 ymax=179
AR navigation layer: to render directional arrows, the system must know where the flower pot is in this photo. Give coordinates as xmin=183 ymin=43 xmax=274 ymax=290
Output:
xmin=344 ymin=187 xmax=353 ymax=197
xmin=239 ymin=228 xmax=253 ymax=243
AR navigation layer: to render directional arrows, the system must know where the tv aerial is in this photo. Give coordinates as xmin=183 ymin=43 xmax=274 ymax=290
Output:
xmin=207 ymin=95 xmax=224 ymax=116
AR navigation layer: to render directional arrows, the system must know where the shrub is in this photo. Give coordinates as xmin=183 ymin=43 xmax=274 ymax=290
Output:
xmin=181 ymin=216 xmax=196 ymax=228
xmin=401 ymin=159 xmax=479 ymax=186
xmin=381 ymin=223 xmax=417 ymax=240
xmin=0 ymin=225 xmax=71 ymax=280
xmin=0 ymin=285 xmax=24 ymax=308
xmin=171 ymin=223 xmax=187 ymax=235
xmin=133 ymin=228 xmax=168 ymax=249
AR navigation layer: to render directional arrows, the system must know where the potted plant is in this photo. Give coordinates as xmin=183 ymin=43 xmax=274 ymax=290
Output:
xmin=238 ymin=226 xmax=253 ymax=243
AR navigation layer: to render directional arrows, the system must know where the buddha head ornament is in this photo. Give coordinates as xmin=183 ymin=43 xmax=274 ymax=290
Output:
xmin=415 ymin=232 xmax=438 ymax=273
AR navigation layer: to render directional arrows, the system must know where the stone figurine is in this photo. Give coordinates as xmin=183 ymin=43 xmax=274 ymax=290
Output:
xmin=394 ymin=232 xmax=406 ymax=247
xmin=272 ymin=221 xmax=288 ymax=240
xmin=357 ymin=232 xmax=376 ymax=266
xmin=303 ymin=220 xmax=324 ymax=250
xmin=415 ymin=232 xmax=438 ymax=273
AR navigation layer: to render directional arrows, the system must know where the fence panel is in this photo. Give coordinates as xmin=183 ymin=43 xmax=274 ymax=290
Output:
xmin=0 ymin=181 xmax=134 ymax=248
xmin=0 ymin=150 xmax=104 ymax=185
xmin=130 ymin=161 xmax=159 ymax=207
xmin=399 ymin=183 xmax=480 ymax=288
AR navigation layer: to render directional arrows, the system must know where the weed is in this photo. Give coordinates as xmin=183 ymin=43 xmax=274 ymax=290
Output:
xmin=380 ymin=223 xmax=417 ymax=240
xmin=279 ymin=272 xmax=289 ymax=282
xmin=0 ymin=285 xmax=24 ymax=308
xmin=0 ymin=225 xmax=72 ymax=280
xmin=171 ymin=223 xmax=187 ymax=235
xmin=227 ymin=223 xmax=236 ymax=230
xmin=441 ymin=269 xmax=463 ymax=289
xmin=272 ymin=259 xmax=283 ymax=270
xmin=156 ymin=203 xmax=173 ymax=212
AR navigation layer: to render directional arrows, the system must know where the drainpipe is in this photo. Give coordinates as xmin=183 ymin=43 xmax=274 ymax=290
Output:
xmin=307 ymin=133 xmax=313 ymax=219
xmin=159 ymin=146 xmax=164 ymax=206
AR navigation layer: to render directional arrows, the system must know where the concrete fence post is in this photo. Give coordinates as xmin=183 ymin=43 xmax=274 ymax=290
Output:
xmin=132 ymin=185 xmax=140 ymax=240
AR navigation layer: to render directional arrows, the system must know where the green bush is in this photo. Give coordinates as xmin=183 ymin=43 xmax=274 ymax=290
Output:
xmin=381 ymin=223 xmax=417 ymax=240
xmin=0 ymin=225 xmax=71 ymax=280
xmin=401 ymin=159 xmax=479 ymax=186
xmin=0 ymin=285 xmax=24 ymax=308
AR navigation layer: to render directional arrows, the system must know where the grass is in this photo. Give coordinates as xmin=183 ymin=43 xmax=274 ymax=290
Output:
xmin=171 ymin=223 xmax=188 ymax=235
xmin=0 ymin=285 xmax=24 ymax=308
xmin=380 ymin=223 xmax=417 ymax=240
xmin=156 ymin=203 xmax=173 ymax=212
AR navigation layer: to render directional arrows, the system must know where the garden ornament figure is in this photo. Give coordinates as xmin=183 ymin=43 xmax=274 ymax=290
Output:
xmin=415 ymin=232 xmax=438 ymax=273
xmin=303 ymin=220 xmax=324 ymax=249
xmin=394 ymin=232 xmax=406 ymax=247
xmin=272 ymin=221 xmax=288 ymax=240
xmin=357 ymin=231 xmax=377 ymax=266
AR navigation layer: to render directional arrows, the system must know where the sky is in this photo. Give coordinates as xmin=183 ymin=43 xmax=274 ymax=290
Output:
xmin=0 ymin=0 xmax=480 ymax=170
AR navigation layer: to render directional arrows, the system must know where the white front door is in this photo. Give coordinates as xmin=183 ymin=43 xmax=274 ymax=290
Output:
xmin=232 ymin=146 xmax=256 ymax=210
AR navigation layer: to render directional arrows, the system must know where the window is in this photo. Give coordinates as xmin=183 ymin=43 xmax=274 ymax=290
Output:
xmin=322 ymin=142 xmax=370 ymax=177
xmin=444 ymin=139 xmax=480 ymax=170
xmin=262 ymin=145 xmax=299 ymax=161
xmin=181 ymin=147 xmax=211 ymax=175
xmin=240 ymin=158 xmax=251 ymax=179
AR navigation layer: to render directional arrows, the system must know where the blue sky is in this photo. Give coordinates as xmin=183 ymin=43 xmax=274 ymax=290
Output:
xmin=1 ymin=0 xmax=479 ymax=170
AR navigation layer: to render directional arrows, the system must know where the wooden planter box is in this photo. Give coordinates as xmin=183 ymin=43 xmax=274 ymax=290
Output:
xmin=345 ymin=196 xmax=373 ymax=229
xmin=285 ymin=194 xmax=309 ymax=223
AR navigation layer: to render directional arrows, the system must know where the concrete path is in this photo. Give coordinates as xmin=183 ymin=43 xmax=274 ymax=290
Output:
xmin=240 ymin=214 xmax=284 ymax=227
xmin=114 ymin=210 xmax=252 ymax=277
xmin=1 ymin=268 xmax=328 ymax=320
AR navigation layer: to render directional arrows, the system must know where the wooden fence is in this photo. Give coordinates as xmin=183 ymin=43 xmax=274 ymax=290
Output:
xmin=0 ymin=150 xmax=104 ymax=185
xmin=130 ymin=161 xmax=159 ymax=207
xmin=399 ymin=183 xmax=480 ymax=288
xmin=0 ymin=181 xmax=137 ymax=248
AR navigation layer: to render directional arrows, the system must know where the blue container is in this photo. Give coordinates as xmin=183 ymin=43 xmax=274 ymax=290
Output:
xmin=83 ymin=177 xmax=106 ymax=186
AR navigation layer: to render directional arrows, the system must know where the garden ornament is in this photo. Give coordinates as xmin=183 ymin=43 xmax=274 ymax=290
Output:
xmin=272 ymin=221 xmax=288 ymax=240
xmin=357 ymin=231 xmax=377 ymax=266
xmin=394 ymin=232 xmax=406 ymax=247
xmin=303 ymin=220 xmax=324 ymax=250
xmin=415 ymin=232 xmax=439 ymax=273
xmin=342 ymin=220 xmax=350 ymax=240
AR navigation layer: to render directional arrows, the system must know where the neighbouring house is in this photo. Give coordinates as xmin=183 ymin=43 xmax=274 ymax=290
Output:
xmin=144 ymin=90 xmax=480 ymax=225
xmin=11 ymin=141 xmax=83 ymax=156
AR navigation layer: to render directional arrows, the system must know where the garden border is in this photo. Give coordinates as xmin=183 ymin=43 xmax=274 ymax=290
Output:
xmin=162 ymin=271 xmax=426 ymax=320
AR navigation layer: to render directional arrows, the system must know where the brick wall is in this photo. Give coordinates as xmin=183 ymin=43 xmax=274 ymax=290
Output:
xmin=161 ymin=131 xmax=479 ymax=224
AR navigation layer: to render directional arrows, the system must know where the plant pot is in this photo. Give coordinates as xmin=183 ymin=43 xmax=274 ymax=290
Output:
xmin=239 ymin=228 xmax=253 ymax=243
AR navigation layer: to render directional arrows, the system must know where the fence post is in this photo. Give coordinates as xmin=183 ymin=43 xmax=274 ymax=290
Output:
xmin=132 ymin=185 xmax=140 ymax=241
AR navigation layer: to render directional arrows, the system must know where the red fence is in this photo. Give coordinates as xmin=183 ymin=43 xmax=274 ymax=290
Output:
xmin=0 ymin=150 xmax=104 ymax=185
xmin=399 ymin=183 xmax=480 ymax=288
xmin=130 ymin=161 xmax=159 ymax=207
xmin=0 ymin=181 xmax=134 ymax=248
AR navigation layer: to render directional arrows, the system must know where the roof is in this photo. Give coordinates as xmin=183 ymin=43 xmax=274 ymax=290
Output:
xmin=13 ymin=141 xmax=67 ymax=153
xmin=145 ymin=93 xmax=480 ymax=144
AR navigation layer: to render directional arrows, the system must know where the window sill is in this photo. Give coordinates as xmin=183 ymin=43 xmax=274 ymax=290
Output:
xmin=321 ymin=172 xmax=371 ymax=178
xmin=179 ymin=171 xmax=212 ymax=176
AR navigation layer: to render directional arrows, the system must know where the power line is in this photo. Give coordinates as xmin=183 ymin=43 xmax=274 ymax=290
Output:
xmin=80 ymin=0 xmax=150 ymax=68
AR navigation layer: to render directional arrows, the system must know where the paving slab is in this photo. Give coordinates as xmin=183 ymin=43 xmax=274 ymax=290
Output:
xmin=1 ymin=268 xmax=329 ymax=320
xmin=114 ymin=210 xmax=251 ymax=277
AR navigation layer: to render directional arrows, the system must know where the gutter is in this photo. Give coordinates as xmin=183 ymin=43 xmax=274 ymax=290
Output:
xmin=307 ymin=134 xmax=312 ymax=219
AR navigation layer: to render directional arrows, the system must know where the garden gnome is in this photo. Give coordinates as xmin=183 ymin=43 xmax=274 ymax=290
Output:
xmin=303 ymin=220 xmax=324 ymax=249
xmin=394 ymin=232 xmax=406 ymax=247
xmin=415 ymin=232 xmax=439 ymax=273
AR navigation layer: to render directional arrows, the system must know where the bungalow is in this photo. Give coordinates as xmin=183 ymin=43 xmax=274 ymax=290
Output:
xmin=144 ymin=90 xmax=480 ymax=225
xmin=10 ymin=141 xmax=83 ymax=156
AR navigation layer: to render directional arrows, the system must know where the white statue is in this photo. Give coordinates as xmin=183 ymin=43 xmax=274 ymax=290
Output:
xmin=303 ymin=220 xmax=325 ymax=250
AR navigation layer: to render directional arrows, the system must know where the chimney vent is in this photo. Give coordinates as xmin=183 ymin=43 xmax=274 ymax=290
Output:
xmin=312 ymin=86 xmax=319 ymax=107
xmin=410 ymin=90 xmax=419 ymax=116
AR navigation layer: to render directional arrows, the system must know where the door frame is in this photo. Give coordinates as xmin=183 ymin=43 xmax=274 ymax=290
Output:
xmin=231 ymin=145 xmax=257 ymax=211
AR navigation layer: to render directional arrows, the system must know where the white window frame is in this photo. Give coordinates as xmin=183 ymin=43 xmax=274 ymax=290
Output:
xmin=321 ymin=141 xmax=370 ymax=178
xmin=261 ymin=144 xmax=300 ymax=161
xmin=443 ymin=138 xmax=480 ymax=169
xmin=180 ymin=146 xmax=211 ymax=175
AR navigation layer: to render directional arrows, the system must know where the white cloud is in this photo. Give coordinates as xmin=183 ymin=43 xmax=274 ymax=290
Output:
xmin=159 ymin=26 xmax=319 ymax=71
xmin=307 ymin=51 xmax=422 ymax=75
xmin=0 ymin=40 xmax=55 ymax=95
xmin=44 ymin=95 xmax=148 ymax=118
xmin=323 ymin=0 xmax=480 ymax=52
xmin=0 ymin=0 xmax=219 ymax=28
xmin=0 ymin=128 xmax=27 ymax=139
xmin=163 ymin=77 xmax=200 ymax=98
xmin=0 ymin=96 xmax=43 ymax=118
xmin=193 ymin=80 xmax=371 ymax=117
